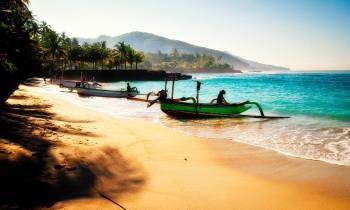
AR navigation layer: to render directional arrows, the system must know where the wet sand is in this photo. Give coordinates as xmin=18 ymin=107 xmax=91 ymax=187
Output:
xmin=1 ymin=79 xmax=350 ymax=210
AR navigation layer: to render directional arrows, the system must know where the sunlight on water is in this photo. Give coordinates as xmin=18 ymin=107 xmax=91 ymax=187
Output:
xmin=42 ymin=71 xmax=350 ymax=166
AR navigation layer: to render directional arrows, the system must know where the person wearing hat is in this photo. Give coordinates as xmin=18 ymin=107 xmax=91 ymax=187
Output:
xmin=217 ymin=90 xmax=227 ymax=104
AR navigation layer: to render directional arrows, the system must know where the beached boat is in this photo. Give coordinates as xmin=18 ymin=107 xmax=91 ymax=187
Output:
xmin=51 ymin=70 xmax=102 ymax=90
xmin=148 ymin=77 xmax=286 ymax=119
xmin=76 ymin=86 xmax=139 ymax=98
xmin=159 ymin=99 xmax=258 ymax=117
xmin=59 ymin=80 xmax=79 ymax=89
xmin=51 ymin=79 xmax=79 ymax=88
xmin=51 ymin=79 xmax=101 ymax=91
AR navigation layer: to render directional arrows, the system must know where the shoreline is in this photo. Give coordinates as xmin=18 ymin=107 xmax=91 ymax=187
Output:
xmin=181 ymin=127 xmax=350 ymax=168
xmin=48 ymin=83 xmax=350 ymax=168
xmin=1 ymin=80 xmax=350 ymax=209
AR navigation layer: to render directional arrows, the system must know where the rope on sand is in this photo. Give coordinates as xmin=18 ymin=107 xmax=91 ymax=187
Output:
xmin=95 ymin=188 xmax=127 ymax=210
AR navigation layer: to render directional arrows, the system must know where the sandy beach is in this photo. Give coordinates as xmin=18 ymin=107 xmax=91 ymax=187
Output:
xmin=1 ymin=79 xmax=350 ymax=210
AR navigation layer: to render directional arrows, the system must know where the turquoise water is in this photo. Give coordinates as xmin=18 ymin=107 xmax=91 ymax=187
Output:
xmin=107 ymin=71 xmax=350 ymax=122
xmin=46 ymin=71 xmax=350 ymax=166
xmin=104 ymin=71 xmax=350 ymax=166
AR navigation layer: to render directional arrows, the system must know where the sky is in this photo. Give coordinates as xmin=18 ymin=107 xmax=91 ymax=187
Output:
xmin=29 ymin=0 xmax=350 ymax=70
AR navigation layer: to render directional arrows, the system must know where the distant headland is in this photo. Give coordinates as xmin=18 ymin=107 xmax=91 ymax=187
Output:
xmin=78 ymin=31 xmax=290 ymax=72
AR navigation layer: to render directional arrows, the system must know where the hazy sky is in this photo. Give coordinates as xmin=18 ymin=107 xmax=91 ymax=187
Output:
xmin=29 ymin=0 xmax=350 ymax=70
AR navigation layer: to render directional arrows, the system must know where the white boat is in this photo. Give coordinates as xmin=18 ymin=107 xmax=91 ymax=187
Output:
xmin=51 ymin=79 xmax=101 ymax=90
xmin=51 ymin=79 xmax=80 ymax=88
xmin=60 ymin=80 xmax=80 ymax=89
xmin=76 ymin=87 xmax=139 ymax=98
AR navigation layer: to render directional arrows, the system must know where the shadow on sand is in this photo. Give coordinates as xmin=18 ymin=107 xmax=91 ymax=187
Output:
xmin=0 ymin=91 xmax=146 ymax=209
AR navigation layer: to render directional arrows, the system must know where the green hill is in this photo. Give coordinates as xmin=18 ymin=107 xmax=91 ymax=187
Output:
xmin=78 ymin=31 xmax=289 ymax=71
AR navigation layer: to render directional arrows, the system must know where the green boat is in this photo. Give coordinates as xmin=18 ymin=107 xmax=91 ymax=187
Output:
xmin=147 ymin=77 xmax=272 ymax=118
xmin=160 ymin=99 xmax=263 ymax=118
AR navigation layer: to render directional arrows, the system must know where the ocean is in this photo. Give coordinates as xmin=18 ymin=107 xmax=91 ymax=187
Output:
xmin=46 ymin=71 xmax=350 ymax=166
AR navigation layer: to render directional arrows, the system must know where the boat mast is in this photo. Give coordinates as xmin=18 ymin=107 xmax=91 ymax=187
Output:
xmin=171 ymin=78 xmax=175 ymax=100
xmin=164 ymin=78 xmax=168 ymax=94
xmin=196 ymin=81 xmax=201 ymax=104
xmin=165 ymin=75 xmax=176 ymax=100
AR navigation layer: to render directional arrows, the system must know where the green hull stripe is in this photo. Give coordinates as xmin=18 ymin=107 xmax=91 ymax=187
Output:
xmin=160 ymin=101 xmax=251 ymax=116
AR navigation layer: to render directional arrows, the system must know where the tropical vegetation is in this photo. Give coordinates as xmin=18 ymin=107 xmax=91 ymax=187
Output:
xmin=0 ymin=0 xmax=146 ymax=104
xmin=36 ymin=23 xmax=146 ymax=72
xmin=35 ymin=27 xmax=232 ymax=72
xmin=0 ymin=0 xmax=41 ymax=103
xmin=144 ymin=49 xmax=232 ymax=71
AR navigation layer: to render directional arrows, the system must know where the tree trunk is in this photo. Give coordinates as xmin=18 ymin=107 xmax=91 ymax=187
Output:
xmin=136 ymin=62 xmax=138 ymax=70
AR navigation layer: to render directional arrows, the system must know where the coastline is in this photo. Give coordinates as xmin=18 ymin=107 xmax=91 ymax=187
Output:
xmin=57 ymin=70 xmax=192 ymax=82
xmin=1 ymin=80 xmax=350 ymax=209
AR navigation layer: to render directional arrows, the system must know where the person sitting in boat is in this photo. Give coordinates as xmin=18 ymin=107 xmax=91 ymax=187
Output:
xmin=217 ymin=90 xmax=227 ymax=104
xmin=127 ymin=83 xmax=132 ymax=92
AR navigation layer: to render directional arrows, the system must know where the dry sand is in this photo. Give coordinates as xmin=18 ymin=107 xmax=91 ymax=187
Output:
xmin=1 ymin=79 xmax=350 ymax=210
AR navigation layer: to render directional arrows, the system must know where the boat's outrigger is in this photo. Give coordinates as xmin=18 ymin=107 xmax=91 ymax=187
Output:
xmin=148 ymin=76 xmax=288 ymax=119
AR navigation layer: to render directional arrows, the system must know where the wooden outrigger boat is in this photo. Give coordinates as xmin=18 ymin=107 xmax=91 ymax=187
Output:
xmin=60 ymin=80 xmax=79 ymax=89
xmin=148 ymin=76 xmax=288 ymax=119
xmin=51 ymin=71 xmax=101 ymax=91
xmin=51 ymin=79 xmax=79 ymax=89
xmin=76 ymin=83 xmax=139 ymax=98
xmin=50 ymin=71 xmax=138 ymax=98
xmin=76 ymin=87 xmax=139 ymax=98
xmin=160 ymin=99 xmax=262 ymax=118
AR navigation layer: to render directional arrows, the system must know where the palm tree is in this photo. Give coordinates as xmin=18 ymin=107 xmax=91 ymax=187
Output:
xmin=60 ymin=32 xmax=71 ymax=70
xmin=134 ymin=51 xmax=145 ymax=70
xmin=110 ymin=50 xmax=122 ymax=70
xmin=99 ymin=41 xmax=108 ymax=70
xmin=27 ymin=20 xmax=40 ymax=41
xmin=69 ymin=43 xmax=83 ymax=70
xmin=126 ymin=48 xmax=135 ymax=69
xmin=64 ymin=37 xmax=79 ymax=70
xmin=42 ymin=29 xmax=64 ymax=72
xmin=88 ymin=43 xmax=100 ymax=70
xmin=114 ymin=42 xmax=129 ymax=69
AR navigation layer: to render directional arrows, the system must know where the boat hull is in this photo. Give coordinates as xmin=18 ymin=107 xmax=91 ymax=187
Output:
xmin=51 ymin=79 xmax=79 ymax=88
xmin=76 ymin=88 xmax=138 ymax=98
xmin=60 ymin=80 xmax=79 ymax=89
xmin=160 ymin=100 xmax=251 ymax=118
